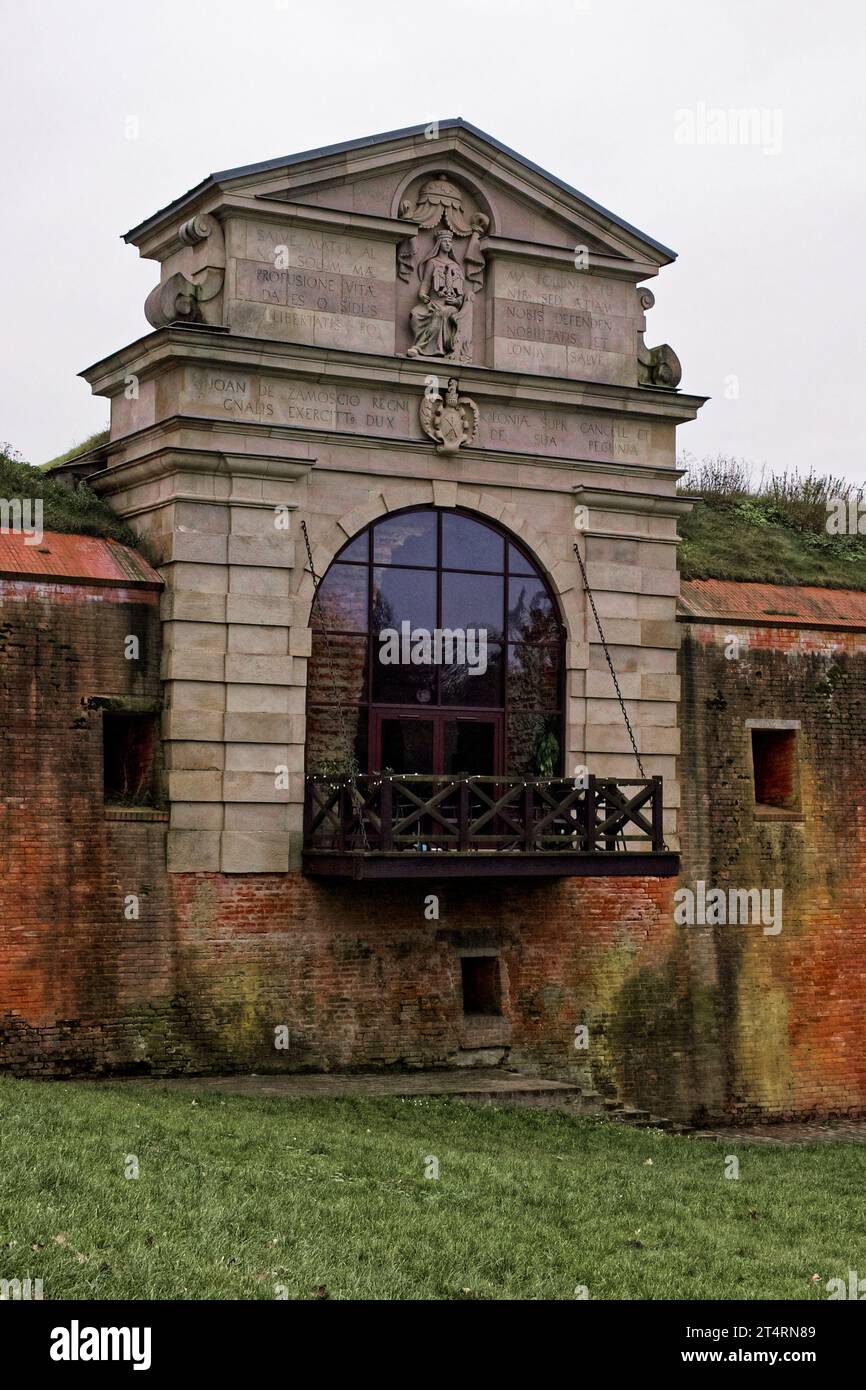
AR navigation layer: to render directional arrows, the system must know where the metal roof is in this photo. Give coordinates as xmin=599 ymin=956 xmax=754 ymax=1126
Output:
xmin=679 ymin=578 xmax=866 ymax=629
xmin=122 ymin=117 xmax=676 ymax=260
xmin=0 ymin=530 xmax=162 ymax=588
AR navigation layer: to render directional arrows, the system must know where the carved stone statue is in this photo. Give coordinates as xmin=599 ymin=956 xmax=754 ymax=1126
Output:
xmin=419 ymin=377 xmax=479 ymax=455
xmin=399 ymin=173 xmax=490 ymax=362
xmin=407 ymin=231 xmax=471 ymax=361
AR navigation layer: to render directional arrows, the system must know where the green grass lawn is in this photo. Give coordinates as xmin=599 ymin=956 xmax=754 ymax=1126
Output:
xmin=0 ymin=1077 xmax=862 ymax=1301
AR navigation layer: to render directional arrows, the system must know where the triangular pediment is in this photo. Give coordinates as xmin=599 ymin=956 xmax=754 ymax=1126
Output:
xmin=125 ymin=119 xmax=674 ymax=275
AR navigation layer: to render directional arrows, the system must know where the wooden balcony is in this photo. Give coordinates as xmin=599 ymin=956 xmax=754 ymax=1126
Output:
xmin=303 ymin=773 xmax=676 ymax=879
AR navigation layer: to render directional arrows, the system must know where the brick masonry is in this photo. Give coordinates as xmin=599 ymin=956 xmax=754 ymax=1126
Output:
xmin=2 ymin=573 xmax=865 ymax=1124
xmin=676 ymin=617 xmax=866 ymax=1123
xmin=0 ymin=568 xmax=678 ymax=1094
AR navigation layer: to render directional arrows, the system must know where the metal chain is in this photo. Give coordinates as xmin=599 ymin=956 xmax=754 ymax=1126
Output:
xmin=301 ymin=520 xmax=369 ymax=851
xmin=573 ymin=540 xmax=647 ymax=780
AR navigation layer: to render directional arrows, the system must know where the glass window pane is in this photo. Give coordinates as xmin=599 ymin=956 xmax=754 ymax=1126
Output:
xmin=507 ymin=645 xmax=560 ymax=708
xmin=440 ymin=644 xmax=503 ymax=707
xmin=508 ymin=543 xmax=536 ymax=576
xmin=373 ymin=567 xmax=436 ymax=634
xmin=314 ymin=563 xmax=367 ymax=632
xmin=508 ymin=577 xmax=558 ymax=641
xmin=337 ymin=531 xmax=369 ymax=563
xmin=308 ymin=635 xmax=368 ymax=706
xmin=506 ymin=712 xmax=561 ymax=777
xmin=373 ymin=511 xmax=437 ymax=566
xmin=443 ymin=720 xmax=497 ymax=776
xmin=441 ymin=572 xmax=503 ymax=641
xmin=379 ymin=717 xmax=434 ymax=774
xmin=443 ymin=514 xmax=504 ymax=572
xmin=372 ymin=656 xmax=436 ymax=705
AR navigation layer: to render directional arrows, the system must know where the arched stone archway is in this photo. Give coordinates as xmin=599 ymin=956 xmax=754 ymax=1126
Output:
xmin=297 ymin=484 xmax=582 ymax=643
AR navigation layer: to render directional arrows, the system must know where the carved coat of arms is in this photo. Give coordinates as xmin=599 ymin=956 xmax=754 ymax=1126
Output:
xmin=419 ymin=378 xmax=479 ymax=455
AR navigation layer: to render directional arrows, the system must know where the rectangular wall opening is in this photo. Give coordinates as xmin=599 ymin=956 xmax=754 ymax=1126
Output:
xmin=751 ymin=728 xmax=799 ymax=811
xmin=461 ymin=955 xmax=502 ymax=1016
xmin=103 ymin=713 xmax=158 ymax=806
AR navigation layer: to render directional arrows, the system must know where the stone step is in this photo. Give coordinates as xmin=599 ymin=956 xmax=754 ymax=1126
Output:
xmin=125 ymin=1068 xmax=586 ymax=1103
xmin=475 ymin=1091 xmax=598 ymax=1112
xmin=121 ymin=1068 xmax=668 ymax=1124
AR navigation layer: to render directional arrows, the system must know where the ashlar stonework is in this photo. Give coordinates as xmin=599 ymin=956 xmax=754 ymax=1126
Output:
xmin=80 ymin=120 xmax=702 ymax=877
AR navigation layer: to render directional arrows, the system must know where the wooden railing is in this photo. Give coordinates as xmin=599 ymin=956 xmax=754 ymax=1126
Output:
xmin=304 ymin=773 xmax=666 ymax=859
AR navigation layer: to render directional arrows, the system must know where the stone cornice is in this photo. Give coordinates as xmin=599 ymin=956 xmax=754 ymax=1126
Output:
xmin=77 ymin=414 xmax=687 ymax=488
xmin=91 ymin=446 xmax=315 ymax=503
xmin=220 ymin=193 xmax=412 ymax=239
xmin=573 ymin=485 xmax=698 ymax=518
xmin=483 ymin=237 xmax=653 ymax=281
xmin=80 ymin=327 xmax=708 ymax=424
xmin=136 ymin=193 xmax=414 ymax=262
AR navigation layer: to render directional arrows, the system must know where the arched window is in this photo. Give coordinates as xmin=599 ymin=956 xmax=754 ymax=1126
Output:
xmin=306 ymin=507 xmax=564 ymax=778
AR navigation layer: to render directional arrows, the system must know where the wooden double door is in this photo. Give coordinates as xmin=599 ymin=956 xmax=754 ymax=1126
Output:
xmin=370 ymin=708 xmax=502 ymax=776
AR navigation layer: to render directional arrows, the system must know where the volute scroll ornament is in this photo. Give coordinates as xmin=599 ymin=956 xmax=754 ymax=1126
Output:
xmin=144 ymin=268 xmax=224 ymax=329
xmin=178 ymin=214 xmax=214 ymax=245
xmin=636 ymin=287 xmax=683 ymax=388
xmin=419 ymin=378 xmax=479 ymax=456
xmin=144 ymin=212 xmax=225 ymax=329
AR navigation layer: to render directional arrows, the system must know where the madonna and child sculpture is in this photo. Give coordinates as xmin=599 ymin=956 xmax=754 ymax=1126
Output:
xmin=399 ymin=174 xmax=489 ymax=364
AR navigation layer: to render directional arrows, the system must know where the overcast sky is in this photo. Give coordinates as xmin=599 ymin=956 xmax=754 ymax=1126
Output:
xmin=2 ymin=0 xmax=864 ymax=481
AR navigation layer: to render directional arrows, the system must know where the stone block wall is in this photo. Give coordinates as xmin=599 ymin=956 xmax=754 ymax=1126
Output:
xmin=90 ymin=416 xmax=691 ymax=873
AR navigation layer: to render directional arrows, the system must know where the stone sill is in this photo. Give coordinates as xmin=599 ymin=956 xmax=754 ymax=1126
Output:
xmin=104 ymin=807 xmax=169 ymax=823
xmin=753 ymin=805 xmax=804 ymax=823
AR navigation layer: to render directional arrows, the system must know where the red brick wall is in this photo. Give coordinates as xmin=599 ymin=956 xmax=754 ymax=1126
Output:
xmin=0 ymin=579 xmax=680 ymax=1096
xmin=677 ymin=621 xmax=866 ymax=1121
xmin=5 ymin=577 xmax=866 ymax=1124
xmin=0 ymin=580 xmax=171 ymax=1073
xmin=160 ymin=872 xmax=677 ymax=1093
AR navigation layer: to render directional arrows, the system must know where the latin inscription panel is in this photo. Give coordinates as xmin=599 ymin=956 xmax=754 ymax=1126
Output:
xmin=180 ymin=368 xmax=662 ymax=463
xmin=490 ymin=261 xmax=640 ymax=386
xmin=226 ymin=217 xmax=396 ymax=353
